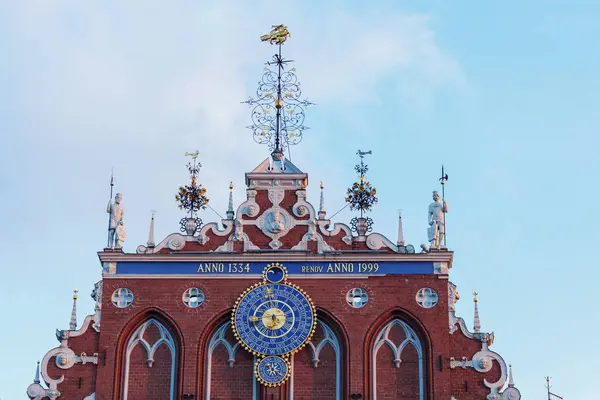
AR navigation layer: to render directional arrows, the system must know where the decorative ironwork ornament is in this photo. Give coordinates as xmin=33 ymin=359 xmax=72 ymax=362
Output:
xmin=175 ymin=151 xmax=209 ymax=235
xmin=346 ymin=150 xmax=378 ymax=234
xmin=244 ymin=25 xmax=313 ymax=159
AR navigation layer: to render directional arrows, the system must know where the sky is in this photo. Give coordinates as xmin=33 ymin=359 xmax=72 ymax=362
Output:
xmin=0 ymin=0 xmax=598 ymax=398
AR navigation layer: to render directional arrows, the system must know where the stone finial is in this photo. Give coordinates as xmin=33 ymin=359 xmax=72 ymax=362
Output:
xmin=318 ymin=181 xmax=326 ymax=219
xmin=69 ymin=289 xmax=78 ymax=330
xmin=473 ymin=291 xmax=481 ymax=333
xmin=226 ymin=182 xmax=235 ymax=220
xmin=34 ymin=360 xmax=41 ymax=384
xmin=147 ymin=210 xmax=156 ymax=247
xmin=397 ymin=210 xmax=405 ymax=247
xmin=508 ymin=364 xmax=514 ymax=387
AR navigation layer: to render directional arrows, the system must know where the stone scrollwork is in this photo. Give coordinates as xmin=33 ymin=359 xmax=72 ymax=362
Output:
xmin=55 ymin=349 xmax=99 ymax=370
xmin=366 ymin=233 xmax=398 ymax=252
xmin=291 ymin=219 xmax=334 ymax=253
xmin=449 ymin=348 xmax=509 ymax=400
xmin=317 ymin=220 xmax=353 ymax=246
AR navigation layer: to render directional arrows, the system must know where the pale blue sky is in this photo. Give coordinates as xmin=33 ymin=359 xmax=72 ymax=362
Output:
xmin=1 ymin=0 xmax=598 ymax=398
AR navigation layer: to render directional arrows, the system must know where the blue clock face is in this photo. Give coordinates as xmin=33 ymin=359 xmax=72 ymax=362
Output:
xmin=255 ymin=356 xmax=290 ymax=386
xmin=233 ymin=283 xmax=315 ymax=356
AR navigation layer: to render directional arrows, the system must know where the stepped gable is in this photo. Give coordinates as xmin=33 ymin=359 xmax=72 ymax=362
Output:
xmin=136 ymin=157 xmax=400 ymax=255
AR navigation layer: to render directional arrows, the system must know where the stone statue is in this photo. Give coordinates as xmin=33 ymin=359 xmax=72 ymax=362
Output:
xmin=107 ymin=193 xmax=126 ymax=248
xmin=427 ymin=191 xmax=448 ymax=249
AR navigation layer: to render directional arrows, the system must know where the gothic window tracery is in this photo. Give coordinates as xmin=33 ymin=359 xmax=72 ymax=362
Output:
xmin=291 ymin=319 xmax=343 ymax=400
xmin=122 ymin=318 xmax=177 ymax=400
xmin=205 ymin=321 xmax=256 ymax=400
xmin=371 ymin=319 xmax=425 ymax=400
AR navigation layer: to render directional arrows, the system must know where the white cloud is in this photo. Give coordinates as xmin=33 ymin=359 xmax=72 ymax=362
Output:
xmin=1 ymin=1 xmax=463 ymax=245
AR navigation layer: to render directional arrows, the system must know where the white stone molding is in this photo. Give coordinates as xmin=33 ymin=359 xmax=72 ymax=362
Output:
xmin=292 ymin=189 xmax=317 ymax=219
xmin=291 ymin=220 xmax=334 ymax=253
xmin=366 ymin=233 xmax=400 ymax=252
xmin=268 ymin=188 xmax=285 ymax=206
xmin=372 ymin=319 xmax=424 ymax=400
xmin=44 ymin=311 xmax=101 ymax=395
xmin=303 ymin=320 xmax=342 ymax=400
xmin=55 ymin=350 xmax=98 ymax=369
xmin=122 ymin=319 xmax=176 ymax=400
xmin=450 ymin=349 xmax=508 ymax=400
xmin=415 ymin=288 xmax=439 ymax=309
xmin=448 ymin=282 xmax=460 ymax=334
xmin=216 ymin=233 xmax=260 ymax=252
xmin=317 ymin=220 xmax=353 ymax=246
xmin=197 ymin=220 xmax=234 ymax=246
xmin=237 ymin=189 xmax=260 ymax=217
xmin=91 ymin=281 xmax=102 ymax=332
xmin=136 ymin=233 xmax=186 ymax=254
xmin=205 ymin=322 xmax=247 ymax=400
xmin=434 ymin=262 xmax=449 ymax=274
xmin=83 ymin=394 xmax=95 ymax=400
xmin=102 ymin=262 xmax=116 ymax=274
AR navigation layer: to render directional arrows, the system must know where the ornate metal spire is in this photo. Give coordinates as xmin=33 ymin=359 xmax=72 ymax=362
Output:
xmin=226 ymin=182 xmax=235 ymax=220
xmin=473 ymin=291 xmax=481 ymax=333
xmin=346 ymin=150 xmax=378 ymax=235
xmin=243 ymin=25 xmax=313 ymax=164
xmin=318 ymin=181 xmax=326 ymax=219
xmin=147 ymin=210 xmax=156 ymax=247
xmin=69 ymin=289 xmax=78 ymax=330
xmin=176 ymin=151 xmax=209 ymax=235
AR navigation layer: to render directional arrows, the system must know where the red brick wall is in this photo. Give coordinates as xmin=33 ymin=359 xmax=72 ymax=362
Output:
xmin=375 ymin=343 xmax=420 ymax=399
xmin=208 ymin=343 xmax=254 ymax=400
xmin=82 ymin=272 xmax=506 ymax=400
xmin=292 ymin=320 xmax=339 ymax=400
xmin=44 ymin=327 xmax=99 ymax=398
xmin=125 ymin=341 xmax=173 ymax=399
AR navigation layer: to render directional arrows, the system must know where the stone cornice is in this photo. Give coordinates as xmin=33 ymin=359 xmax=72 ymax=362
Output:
xmin=98 ymin=249 xmax=453 ymax=265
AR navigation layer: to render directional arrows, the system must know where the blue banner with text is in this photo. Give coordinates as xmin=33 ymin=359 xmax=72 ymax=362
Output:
xmin=115 ymin=261 xmax=434 ymax=275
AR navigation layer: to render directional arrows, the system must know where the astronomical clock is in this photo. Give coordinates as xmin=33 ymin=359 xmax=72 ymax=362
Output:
xmin=232 ymin=263 xmax=316 ymax=386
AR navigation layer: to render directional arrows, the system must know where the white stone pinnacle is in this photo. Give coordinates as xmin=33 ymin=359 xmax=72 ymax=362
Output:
xmin=147 ymin=211 xmax=156 ymax=247
xmin=473 ymin=291 xmax=481 ymax=333
xmin=69 ymin=289 xmax=78 ymax=330
xmin=33 ymin=360 xmax=40 ymax=384
xmin=397 ymin=211 xmax=405 ymax=246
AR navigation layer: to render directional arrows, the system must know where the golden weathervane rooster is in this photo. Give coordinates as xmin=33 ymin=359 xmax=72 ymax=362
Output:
xmin=260 ymin=24 xmax=290 ymax=45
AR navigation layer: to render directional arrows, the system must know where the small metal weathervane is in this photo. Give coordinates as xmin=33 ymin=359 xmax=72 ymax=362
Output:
xmin=346 ymin=150 xmax=378 ymax=235
xmin=243 ymin=25 xmax=313 ymax=162
xmin=175 ymin=151 xmax=209 ymax=236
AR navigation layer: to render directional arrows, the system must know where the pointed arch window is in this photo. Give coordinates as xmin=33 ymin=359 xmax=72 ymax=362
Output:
xmin=205 ymin=321 xmax=258 ymax=400
xmin=371 ymin=319 xmax=425 ymax=400
xmin=122 ymin=319 xmax=177 ymax=400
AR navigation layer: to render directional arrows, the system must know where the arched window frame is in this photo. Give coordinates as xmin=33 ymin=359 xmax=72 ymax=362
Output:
xmin=122 ymin=318 xmax=177 ymax=400
xmin=371 ymin=318 xmax=425 ymax=400
xmin=204 ymin=321 xmax=258 ymax=400
xmin=289 ymin=319 xmax=343 ymax=400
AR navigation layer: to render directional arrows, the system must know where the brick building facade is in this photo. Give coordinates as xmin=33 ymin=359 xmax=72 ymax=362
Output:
xmin=26 ymin=157 xmax=522 ymax=400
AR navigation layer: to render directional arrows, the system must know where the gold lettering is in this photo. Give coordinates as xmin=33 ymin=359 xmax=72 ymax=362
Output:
xmin=197 ymin=264 xmax=205 ymax=273
xmin=326 ymin=263 xmax=333 ymax=273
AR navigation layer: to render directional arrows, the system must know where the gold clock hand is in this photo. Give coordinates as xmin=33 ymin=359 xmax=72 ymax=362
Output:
xmin=249 ymin=316 xmax=259 ymax=322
